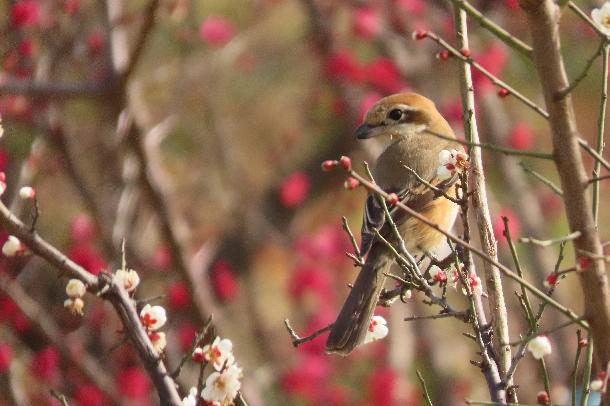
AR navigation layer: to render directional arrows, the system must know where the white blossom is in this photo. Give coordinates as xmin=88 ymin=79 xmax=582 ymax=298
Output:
xmin=64 ymin=297 xmax=85 ymax=315
xmin=437 ymin=149 xmax=469 ymax=181
xmin=114 ymin=268 xmax=140 ymax=292
xmin=363 ymin=315 xmax=389 ymax=345
xmin=2 ymin=236 xmax=23 ymax=257
xmin=528 ymin=335 xmax=552 ymax=360
xmin=201 ymin=363 xmax=243 ymax=404
xmin=140 ymin=304 xmax=167 ymax=331
xmin=429 ymin=265 xmax=447 ymax=282
xmin=202 ymin=337 xmax=235 ymax=371
xmin=149 ymin=331 xmax=167 ymax=355
xmin=181 ymin=387 xmax=199 ymax=406
xmin=592 ymin=3 xmax=610 ymax=36
xmin=66 ymin=279 xmax=86 ymax=298
xmin=590 ymin=378 xmax=605 ymax=392
xmin=18 ymin=186 xmax=35 ymax=200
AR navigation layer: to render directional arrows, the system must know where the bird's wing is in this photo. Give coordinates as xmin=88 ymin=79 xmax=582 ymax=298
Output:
xmin=359 ymin=173 xmax=458 ymax=256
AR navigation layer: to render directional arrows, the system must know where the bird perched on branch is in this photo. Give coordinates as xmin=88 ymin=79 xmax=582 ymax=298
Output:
xmin=325 ymin=92 xmax=464 ymax=355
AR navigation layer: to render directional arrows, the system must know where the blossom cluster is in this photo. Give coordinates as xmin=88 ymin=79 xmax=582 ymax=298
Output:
xmin=185 ymin=336 xmax=243 ymax=405
xmin=64 ymin=279 xmax=87 ymax=315
xmin=436 ymin=149 xmax=470 ymax=181
xmin=428 ymin=264 xmax=483 ymax=296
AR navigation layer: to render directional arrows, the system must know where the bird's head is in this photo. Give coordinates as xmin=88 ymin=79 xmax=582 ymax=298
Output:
xmin=355 ymin=92 xmax=443 ymax=140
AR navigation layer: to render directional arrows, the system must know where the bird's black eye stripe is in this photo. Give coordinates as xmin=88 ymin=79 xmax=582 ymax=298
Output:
xmin=387 ymin=109 xmax=403 ymax=121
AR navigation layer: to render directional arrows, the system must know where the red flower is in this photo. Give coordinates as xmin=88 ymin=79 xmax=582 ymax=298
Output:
xmin=352 ymin=7 xmax=381 ymax=39
xmin=473 ymin=44 xmax=508 ymax=93
xmin=31 ymin=346 xmax=59 ymax=382
xmin=74 ymin=384 xmax=106 ymax=406
xmin=279 ymin=171 xmax=310 ymax=208
xmin=288 ymin=264 xmax=333 ymax=302
xmin=366 ymin=58 xmax=406 ymax=94
xmin=11 ymin=0 xmax=39 ymax=28
xmin=325 ymin=50 xmax=365 ymax=83
xmin=71 ymin=214 xmax=96 ymax=243
xmin=177 ymin=322 xmax=198 ymax=352
xmin=0 ymin=343 xmax=13 ymax=373
xmin=359 ymin=92 xmax=383 ymax=122
xmin=68 ymin=243 xmax=107 ymax=275
xmin=117 ymin=367 xmax=150 ymax=399
xmin=509 ymin=123 xmax=534 ymax=150
xmin=367 ymin=367 xmax=398 ymax=405
xmin=492 ymin=208 xmax=520 ymax=244
xmin=199 ymin=16 xmax=235 ymax=47
xmin=167 ymin=281 xmax=190 ymax=309
xmin=211 ymin=260 xmax=239 ymax=302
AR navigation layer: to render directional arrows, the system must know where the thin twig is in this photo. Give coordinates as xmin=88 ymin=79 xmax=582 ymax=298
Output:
xmin=567 ymin=1 xmax=610 ymax=40
xmin=404 ymin=311 xmax=468 ymax=322
xmin=445 ymin=0 xmax=532 ymax=58
xmin=425 ymin=31 xmax=549 ymax=119
xmin=558 ymin=40 xmax=605 ymax=98
xmin=580 ymin=336 xmax=594 ymax=406
xmin=519 ymin=231 xmax=581 ymax=247
xmin=283 ymin=319 xmax=333 ymax=347
xmin=50 ymin=390 xmax=70 ymax=406
xmin=402 ymin=165 xmax=461 ymax=203
xmin=572 ymin=331 xmax=584 ymax=406
xmin=171 ymin=316 xmax=214 ymax=379
xmin=341 ymin=216 xmax=364 ymax=266
xmin=506 ymin=317 xmax=587 ymax=346
xmin=578 ymin=137 xmax=610 ymax=172
xmin=416 ymin=370 xmax=434 ymax=406
xmin=519 ymin=162 xmax=564 ymax=196
xmin=592 ymin=43 xmax=609 ymax=223
xmin=425 ymin=129 xmax=554 ymax=160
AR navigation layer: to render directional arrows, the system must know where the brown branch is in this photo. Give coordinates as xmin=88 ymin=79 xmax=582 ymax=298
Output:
xmin=0 ymin=200 xmax=182 ymax=405
xmin=519 ymin=2 xmax=610 ymax=404
xmin=283 ymin=319 xmax=333 ymax=347
xmin=0 ymin=274 xmax=121 ymax=404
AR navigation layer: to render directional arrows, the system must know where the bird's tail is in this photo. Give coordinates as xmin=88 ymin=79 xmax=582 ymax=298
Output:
xmin=325 ymin=244 xmax=391 ymax=355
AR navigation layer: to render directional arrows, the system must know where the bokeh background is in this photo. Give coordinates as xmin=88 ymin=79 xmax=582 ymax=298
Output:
xmin=0 ymin=0 xmax=608 ymax=404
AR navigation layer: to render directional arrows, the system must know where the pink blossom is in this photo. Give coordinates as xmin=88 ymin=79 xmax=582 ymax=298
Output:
xmin=167 ymin=281 xmax=190 ymax=309
xmin=394 ymin=0 xmax=426 ymax=15
xmin=0 ymin=343 xmax=12 ymax=373
xmin=279 ymin=171 xmax=310 ymax=208
xmin=509 ymin=123 xmax=534 ymax=150
xmin=366 ymin=58 xmax=406 ymax=94
xmin=280 ymin=355 xmax=332 ymax=401
xmin=11 ymin=1 xmax=39 ymax=28
xmin=211 ymin=260 xmax=239 ymax=302
xmin=492 ymin=208 xmax=521 ymax=243
xmin=31 ymin=346 xmax=59 ymax=382
xmin=199 ymin=16 xmax=235 ymax=47
xmin=74 ymin=384 xmax=106 ymax=406
xmin=153 ymin=244 xmax=172 ymax=271
xmin=325 ymin=49 xmax=365 ymax=83
xmin=71 ymin=214 xmax=96 ymax=243
xmin=473 ymin=44 xmax=508 ymax=93
xmin=352 ymin=7 xmax=381 ymax=39
xmin=288 ymin=264 xmax=333 ymax=302
xmin=117 ymin=367 xmax=150 ymax=399
xmin=68 ymin=243 xmax=107 ymax=275
xmin=359 ymin=92 xmax=383 ymax=122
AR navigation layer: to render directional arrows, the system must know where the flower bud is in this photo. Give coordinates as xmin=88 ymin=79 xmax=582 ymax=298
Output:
xmin=66 ymin=279 xmax=86 ymax=298
xmin=386 ymin=193 xmax=398 ymax=205
xmin=411 ymin=30 xmax=428 ymax=40
xmin=339 ymin=156 xmax=352 ymax=170
xmin=64 ymin=297 xmax=85 ymax=315
xmin=18 ymin=186 xmax=36 ymax=200
xmin=2 ymin=236 xmax=24 ymax=257
xmin=344 ymin=177 xmax=360 ymax=190
xmin=497 ymin=88 xmax=510 ymax=98
xmin=321 ymin=160 xmax=336 ymax=171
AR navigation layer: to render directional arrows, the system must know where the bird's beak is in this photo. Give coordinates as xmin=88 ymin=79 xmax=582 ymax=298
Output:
xmin=355 ymin=123 xmax=381 ymax=139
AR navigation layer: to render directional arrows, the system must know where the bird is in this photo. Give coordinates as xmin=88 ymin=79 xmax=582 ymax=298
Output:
xmin=325 ymin=92 xmax=464 ymax=355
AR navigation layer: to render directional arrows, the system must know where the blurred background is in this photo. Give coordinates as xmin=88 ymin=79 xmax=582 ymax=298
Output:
xmin=0 ymin=0 xmax=607 ymax=404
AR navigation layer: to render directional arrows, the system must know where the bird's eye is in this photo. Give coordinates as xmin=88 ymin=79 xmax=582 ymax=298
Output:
xmin=387 ymin=109 xmax=403 ymax=121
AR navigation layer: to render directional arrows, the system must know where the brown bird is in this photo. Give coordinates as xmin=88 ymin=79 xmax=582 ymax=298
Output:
xmin=325 ymin=92 xmax=464 ymax=355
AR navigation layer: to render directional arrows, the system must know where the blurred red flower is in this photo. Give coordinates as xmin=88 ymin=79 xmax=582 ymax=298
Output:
xmin=508 ymin=122 xmax=534 ymax=150
xmin=168 ymin=281 xmax=190 ymax=309
xmin=394 ymin=0 xmax=426 ymax=15
xmin=352 ymin=7 xmax=381 ymax=39
xmin=31 ymin=346 xmax=60 ymax=382
xmin=288 ymin=264 xmax=333 ymax=302
xmin=153 ymin=244 xmax=172 ymax=271
xmin=359 ymin=92 xmax=383 ymax=123
xmin=326 ymin=50 xmax=366 ymax=83
xmin=473 ymin=44 xmax=508 ymax=93
xmin=279 ymin=171 xmax=310 ymax=208
xmin=0 ymin=343 xmax=13 ymax=373
xmin=11 ymin=0 xmax=39 ymax=28
xmin=280 ymin=354 xmax=332 ymax=401
xmin=68 ymin=243 xmax=107 ymax=275
xmin=71 ymin=214 xmax=96 ymax=243
xmin=492 ymin=208 xmax=521 ymax=243
xmin=74 ymin=384 xmax=106 ymax=406
xmin=367 ymin=367 xmax=398 ymax=405
xmin=199 ymin=16 xmax=235 ymax=47
xmin=177 ymin=322 xmax=198 ymax=351
xmin=366 ymin=58 xmax=406 ymax=94
xmin=211 ymin=260 xmax=239 ymax=302
xmin=118 ymin=367 xmax=150 ymax=399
